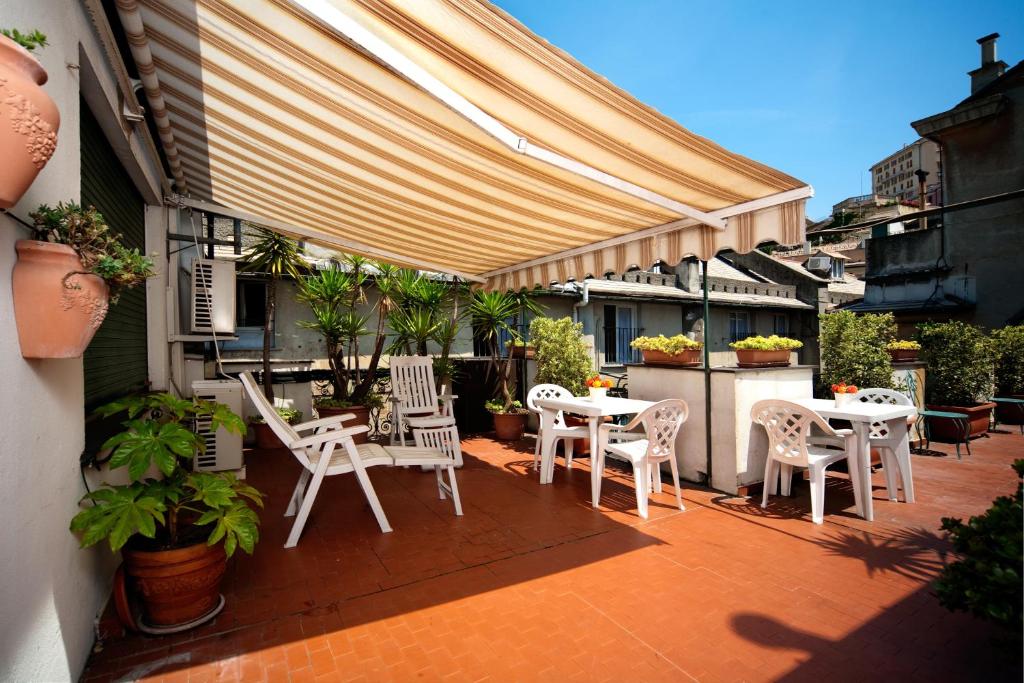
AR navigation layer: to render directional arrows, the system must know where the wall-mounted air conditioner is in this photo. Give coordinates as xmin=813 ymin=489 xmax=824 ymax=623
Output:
xmin=806 ymin=256 xmax=832 ymax=272
xmin=190 ymin=258 xmax=236 ymax=334
xmin=192 ymin=379 xmax=244 ymax=472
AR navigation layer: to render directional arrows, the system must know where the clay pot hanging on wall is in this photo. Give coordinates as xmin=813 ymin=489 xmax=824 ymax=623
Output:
xmin=0 ymin=35 xmax=60 ymax=208
xmin=12 ymin=240 xmax=109 ymax=358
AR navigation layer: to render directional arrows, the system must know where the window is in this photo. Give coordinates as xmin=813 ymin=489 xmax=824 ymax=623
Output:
xmin=772 ymin=314 xmax=788 ymax=336
xmin=602 ymin=304 xmax=639 ymax=365
xmin=220 ymin=280 xmax=272 ymax=350
xmin=830 ymin=259 xmax=845 ymax=281
xmin=729 ymin=311 xmax=751 ymax=342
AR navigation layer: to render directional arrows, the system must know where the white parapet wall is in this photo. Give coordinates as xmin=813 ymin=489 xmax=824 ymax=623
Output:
xmin=627 ymin=364 xmax=815 ymax=494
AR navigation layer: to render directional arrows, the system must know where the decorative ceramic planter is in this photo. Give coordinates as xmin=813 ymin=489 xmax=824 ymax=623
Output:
xmin=492 ymin=411 xmax=526 ymax=440
xmin=735 ymin=349 xmax=791 ymax=368
xmin=122 ymin=541 xmax=227 ymax=628
xmin=834 ymin=393 xmax=856 ymax=407
xmin=887 ymin=348 xmax=920 ymax=363
xmin=925 ymin=403 xmax=995 ymax=440
xmin=0 ymin=36 xmax=60 ymax=208
xmin=589 ymin=386 xmax=608 ymax=401
xmin=12 ymin=240 xmax=109 ymax=358
xmin=640 ymin=348 xmax=701 ymax=367
xmin=317 ymin=404 xmax=371 ymax=444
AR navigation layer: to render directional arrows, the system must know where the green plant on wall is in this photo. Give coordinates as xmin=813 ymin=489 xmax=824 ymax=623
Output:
xmin=819 ymin=311 xmax=895 ymax=391
xmin=1 ymin=28 xmax=48 ymax=51
xmin=530 ymin=316 xmax=592 ymax=396
xmin=992 ymin=325 xmax=1024 ymax=396
xmin=918 ymin=321 xmax=994 ymax=406
xmin=935 ymin=459 xmax=1022 ymax=636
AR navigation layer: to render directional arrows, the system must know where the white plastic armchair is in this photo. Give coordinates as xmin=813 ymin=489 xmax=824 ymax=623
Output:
xmin=598 ymin=399 xmax=688 ymax=518
xmin=526 ymin=384 xmax=588 ymax=471
xmin=389 ymin=356 xmax=457 ymax=446
xmin=855 ymin=388 xmax=916 ymax=503
xmin=751 ymin=399 xmax=862 ymax=524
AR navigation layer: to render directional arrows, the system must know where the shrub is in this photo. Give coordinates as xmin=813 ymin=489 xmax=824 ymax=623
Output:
xmin=935 ymin=460 xmax=1023 ymax=635
xmin=918 ymin=321 xmax=994 ymax=406
xmin=819 ymin=311 xmax=895 ymax=391
xmin=530 ymin=316 xmax=592 ymax=396
xmin=630 ymin=334 xmax=701 ymax=354
xmin=992 ymin=325 xmax=1024 ymax=396
xmin=729 ymin=335 xmax=803 ymax=351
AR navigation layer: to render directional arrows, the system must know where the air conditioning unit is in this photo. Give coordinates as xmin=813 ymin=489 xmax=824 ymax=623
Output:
xmin=190 ymin=258 xmax=236 ymax=334
xmin=806 ymin=256 xmax=831 ymax=272
xmin=191 ymin=379 xmax=244 ymax=472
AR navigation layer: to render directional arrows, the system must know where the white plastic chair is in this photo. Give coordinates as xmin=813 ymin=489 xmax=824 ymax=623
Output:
xmin=853 ymin=388 xmax=916 ymax=503
xmin=526 ymin=384 xmax=588 ymax=471
xmin=751 ymin=399 xmax=862 ymax=524
xmin=393 ymin=421 xmax=464 ymax=516
xmin=389 ymin=356 xmax=457 ymax=447
xmin=598 ymin=399 xmax=688 ymax=519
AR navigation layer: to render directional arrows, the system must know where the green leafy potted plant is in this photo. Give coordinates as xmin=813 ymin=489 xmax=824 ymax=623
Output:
xmin=70 ymin=393 xmax=262 ymax=630
xmin=819 ymin=311 xmax=895 ymax=393
xmin=529 ymin=316 xmax=592 ymax=395
xmin=0 ymin=28 xmax=59 ymax=208
xmin=249 ymin=406 xmax=302 ymax=450
xmin=887 ymin=339 xmax=921 ymax=363
xmin=730 ymin=335 xmax=803 ymax=367
xmin=918 ymin=321 xmax=996 ymax=440
xmin=12 ymin=203 xmax=154 ymax=359
xmin=472 ymin=289 xmax=541 ymax=440
xmin=992 ymin=325 xmax=1024 ymax=424
xmin=631 ymin=334 xmax=702 ymax=366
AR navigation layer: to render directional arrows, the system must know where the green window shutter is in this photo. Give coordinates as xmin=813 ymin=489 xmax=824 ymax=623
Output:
xmin=80 ymin=98 xmax=148 ymax=408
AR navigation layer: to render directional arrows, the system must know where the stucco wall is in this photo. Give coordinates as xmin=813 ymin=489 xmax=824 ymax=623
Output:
xmin=0 ymin=3 xmax=159 ymax=680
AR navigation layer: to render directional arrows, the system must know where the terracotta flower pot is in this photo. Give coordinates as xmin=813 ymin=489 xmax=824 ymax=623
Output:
xmin=0 ymin=36 xmax=60 ymax=208
xmin=251 ymin=422 xmax=283 ymax=450
xmin=641 ymin=348 xmax=701 ymax=366
xmin=122 ymin=541 xmax=227 ymax=628
xmin=12 ymin=240 xmax=109 ymax=359
xmin=509 ymin=345 xmax=535 ymax=359
xmin=887 ymin=348 xmax=919 ymax=363
xmin=925 ymin=403 xmax=996 ymax=440
xmin=492 ymin=411 xmax=526 ymax=440
xmin=735 ymin=349 xmax=791 ymax=367
xmin=317 ymin=404 xmax=371 ymax=444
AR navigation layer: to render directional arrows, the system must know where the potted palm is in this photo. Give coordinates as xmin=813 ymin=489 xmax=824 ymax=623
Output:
xmin=70 ymin=394 xmax=262 ymax=630
xmin=887 ymin=339 xmax=921 ymax=363
xmin=730 ymin=335 xmax=803 ymax=367
xmin=992 ymin=325 xmax=1024 ymax=424
xmin=919 ymin=321 xmax=996 ymax=440
xmin=13 ymin=203 xmax=154 ymax=358
xmin=0 ymin=28 xmax=59 ymax=207
xmin=631 ymin=334 xmax=702 ymax=366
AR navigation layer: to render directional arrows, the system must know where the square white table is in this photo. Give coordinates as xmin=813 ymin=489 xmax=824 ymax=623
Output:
xmin=792 ymin=398 xmax=916 ymax=521
xmin=535 ymin=395 xmax=655 ymax=508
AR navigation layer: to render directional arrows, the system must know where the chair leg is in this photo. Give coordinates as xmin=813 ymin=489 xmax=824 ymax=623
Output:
xmin=762 ymin=457 xmax=777 ymax=509
xmin=897 ymin=440 xmax=914 ymax=503
xmin=962 ymin=419 xmax=972 ymax=457
xmin=652 ymin=462 xmax=663 ymax=493
xmin=533 ymin=430 xmax=541 ymax=470
xmin=447 ymin=465 xmax=463 ymax=516
xmin=285 ymin=469 xmax=311 ymax=517
xmin=352 ymin=466 xmax=392 ymax=534
xmin=633 ymin=459 xmax=649 ymax=519
xmin=564 ymin=438 xmax=574 ymax=469
xmin=285 ymin=467 xmax=327 ymax=548
xmin=779 ymin=463 xmax=793 ymax=497
xmin=668 ymin=456 xmax=684 ymax=511
xmin=808 ymin=463 xmax=826 ymax=525
xmin=879 ymin=447 xmax=899 ymax=502
xmin=435 ymin=465 xmax=446 ymax=500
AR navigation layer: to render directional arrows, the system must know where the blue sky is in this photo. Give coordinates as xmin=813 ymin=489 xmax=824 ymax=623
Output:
xmin=494 ymin=0 xmax=1024 ymax=219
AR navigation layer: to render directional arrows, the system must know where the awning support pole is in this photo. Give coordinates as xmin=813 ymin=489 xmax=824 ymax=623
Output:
xmin=702 ymin=260 xmax=713 ymax=488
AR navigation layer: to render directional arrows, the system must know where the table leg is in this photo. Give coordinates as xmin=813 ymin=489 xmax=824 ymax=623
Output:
xmin=590 ymin=416 xmax=602 ymax=509
xmin=540 ymin=408 xmax=557 ymax=484
xmin=853 ymin=422 xmax=872 ymax=521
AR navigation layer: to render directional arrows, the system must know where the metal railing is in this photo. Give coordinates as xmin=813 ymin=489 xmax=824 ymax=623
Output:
xmin=602 ymin=326 xmax=642 ymax=365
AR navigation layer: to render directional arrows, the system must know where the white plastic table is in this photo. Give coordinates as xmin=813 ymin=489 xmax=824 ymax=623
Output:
xmin=535 ymin=395 xmax=655 ymax=508
xmin=792 ymin=398 xmax=916 ymax=521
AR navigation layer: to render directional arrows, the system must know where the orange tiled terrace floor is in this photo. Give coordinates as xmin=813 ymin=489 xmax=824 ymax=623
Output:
xmin=83 ymin=429 xmax=1023 ymax=682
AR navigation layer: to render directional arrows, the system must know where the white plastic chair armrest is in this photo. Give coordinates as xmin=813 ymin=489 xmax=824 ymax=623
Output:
xmin=833 ymin=428 xmax=854 ymax=437
xmin=293 ymin=414 xmax=355 ymax=433
xmin=289 ymin=424 xmax=369 ymax=449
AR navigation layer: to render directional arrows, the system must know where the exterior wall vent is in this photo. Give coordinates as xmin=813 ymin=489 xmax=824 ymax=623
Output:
xmin=190 ymin=258 xmax=237 ymax=334
xmin=191 ymin=379 xmax=244 ymax=472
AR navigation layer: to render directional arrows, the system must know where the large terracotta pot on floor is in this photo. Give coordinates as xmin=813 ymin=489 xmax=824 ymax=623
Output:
xmin=12 ymin=241 xmax=109 ymax=359
xmin=0 ymin=35 xmax=60 ymax=208
xmin=252 ymin=421 xmax=283 ymax=450
xmin=925 ymin=403 xmax=995 ymax=440
xmin=317 ymin=404 xmax=371 ymax=444
xmin=493 ymin=412 xmax=527 ymax=440
xmin=122 ymin=541 xmax=227 ymax=627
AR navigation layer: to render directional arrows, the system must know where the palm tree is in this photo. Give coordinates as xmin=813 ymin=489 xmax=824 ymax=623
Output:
xmin=470 ymin=290 xmax=533 ymax=411
xmin=240 ymin=228 xmax=305 ymax=401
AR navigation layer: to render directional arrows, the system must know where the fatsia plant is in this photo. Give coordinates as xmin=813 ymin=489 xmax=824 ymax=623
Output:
xmin=70 ymin=394 xmax=263 ymax=557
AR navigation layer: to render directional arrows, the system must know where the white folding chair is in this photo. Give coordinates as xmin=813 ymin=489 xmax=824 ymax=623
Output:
xmin=391 ymin=421 xmax=464 ymax=516
xmin=389 ymin=356 xmax=457 ymax=447
xmin=598 ymin=399 xmax=689 ymax=519
xmin=751 ymin=399 xmax=862 ymax=524
xmin=526 ymin=384 xmax=588 ymax=471
xmin=240 ymin=372 xmax=393 ymax=548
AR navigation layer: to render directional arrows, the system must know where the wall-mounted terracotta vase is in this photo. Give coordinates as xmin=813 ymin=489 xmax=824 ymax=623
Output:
xmin=0 ymin=35 xmax=60 ymax=208
xmin=13 ymin=240 xmax=109 ymax=359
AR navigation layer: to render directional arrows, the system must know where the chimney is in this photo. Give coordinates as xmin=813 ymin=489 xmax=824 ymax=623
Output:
xmin=969 ymin=33 xmax=1007 ymax=94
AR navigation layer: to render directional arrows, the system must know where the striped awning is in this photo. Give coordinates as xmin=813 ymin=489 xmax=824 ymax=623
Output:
xmin=116 ymin=0 xmax=811 ymax=286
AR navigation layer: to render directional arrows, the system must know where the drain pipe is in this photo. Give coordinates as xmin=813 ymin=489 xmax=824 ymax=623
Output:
xmin=701 ymin=260 xmax=713 ymax=489
xmin=572 ymin=280 xmax=590 ymax=323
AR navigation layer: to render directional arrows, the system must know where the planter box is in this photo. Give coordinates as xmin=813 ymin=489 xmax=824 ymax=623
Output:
xmin=888 ymin=348 xmax=920 ymax=363
xmin=735 ymin=349 xmax=791 ymax=368
xmin=641 ymin=348 xmax=701 ymax=367
xmin=925 ymin=403 xmax=995 ymax=440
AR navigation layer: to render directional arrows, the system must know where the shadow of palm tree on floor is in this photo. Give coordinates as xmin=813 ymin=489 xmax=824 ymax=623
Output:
xmin=813 ymin=526 xmax=949 ymax=580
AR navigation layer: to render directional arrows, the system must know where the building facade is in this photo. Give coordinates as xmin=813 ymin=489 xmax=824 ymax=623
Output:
xmin=869 ymin=138 xmax=941 ymax=205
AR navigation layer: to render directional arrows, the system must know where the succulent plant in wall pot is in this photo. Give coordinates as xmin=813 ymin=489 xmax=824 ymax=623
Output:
xmin=0 ymin=29 xmax=59 ymax=208
xmin=12 ymin=203 xmax=154 ymax=359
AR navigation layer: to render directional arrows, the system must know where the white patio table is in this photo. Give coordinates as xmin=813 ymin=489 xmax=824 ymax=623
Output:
xmin=535 ymin=395 xmax=655 ymax=508
xmin=792 ymin=398 xmax=916 ymax=522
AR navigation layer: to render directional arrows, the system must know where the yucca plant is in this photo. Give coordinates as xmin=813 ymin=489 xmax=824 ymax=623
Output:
xmin=470 ymin=289 xmax=541 ymax=413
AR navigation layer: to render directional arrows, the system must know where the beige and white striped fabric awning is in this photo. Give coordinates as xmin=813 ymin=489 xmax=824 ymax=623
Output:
xmin=116 ymin=0 xmax=811 ymax=287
